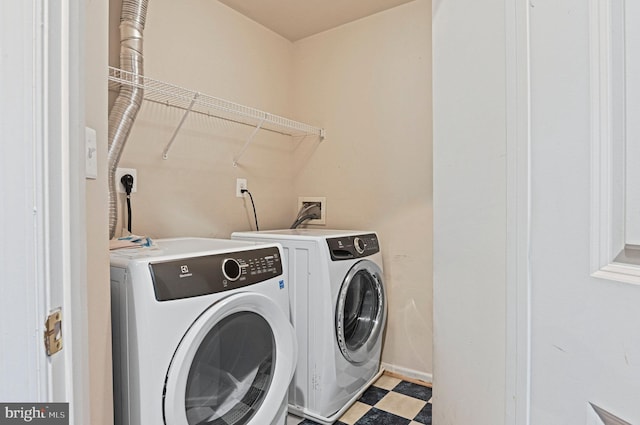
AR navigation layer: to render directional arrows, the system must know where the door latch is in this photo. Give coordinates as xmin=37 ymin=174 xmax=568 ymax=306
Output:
xmin=44 ymin=309 xmax=63 ymax=356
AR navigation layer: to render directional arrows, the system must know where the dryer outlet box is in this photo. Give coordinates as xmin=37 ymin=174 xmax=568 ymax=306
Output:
xmin=297 ymin=197 xmax=326 ymax=225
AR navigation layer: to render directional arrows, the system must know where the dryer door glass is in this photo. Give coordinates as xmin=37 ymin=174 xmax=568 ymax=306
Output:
xmin=336 ymin=260 xmax=386 ymax=364
xmin=184 ymin=311 xmax=275 ymax=425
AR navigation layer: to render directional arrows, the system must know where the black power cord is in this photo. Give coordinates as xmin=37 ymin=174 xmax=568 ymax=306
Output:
xmin=120 ymin=174 xmax=134 ymax=233
xmin=241 ymin=189 xmax=259 ymax=231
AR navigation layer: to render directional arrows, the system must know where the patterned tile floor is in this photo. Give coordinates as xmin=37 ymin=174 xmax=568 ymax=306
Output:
xmin=287 ymin=374 xmax=432 ymax=425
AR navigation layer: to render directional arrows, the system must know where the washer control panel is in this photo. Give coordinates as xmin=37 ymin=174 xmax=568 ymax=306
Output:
xmin=149 ymin=246 xmax=283 ymax=301
xmin=326 ymin=233 xmax=379 ymax=261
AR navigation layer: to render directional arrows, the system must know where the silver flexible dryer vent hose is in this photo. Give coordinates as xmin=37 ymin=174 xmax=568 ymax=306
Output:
xmin=107 ymin=0 xmax=148 ymax=239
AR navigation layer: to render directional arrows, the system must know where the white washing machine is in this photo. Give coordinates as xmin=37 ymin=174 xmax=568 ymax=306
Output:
xmin=110 ymin=238 xmax=297 ymax=425
xmin=231 ymin=230 xmax=386 ymax=425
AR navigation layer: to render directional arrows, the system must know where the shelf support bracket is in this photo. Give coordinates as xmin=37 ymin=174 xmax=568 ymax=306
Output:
xmin=233 ymin=117 xmax=266 ymax=167
xmin=162 ymin=92 xmax=199 ymax=159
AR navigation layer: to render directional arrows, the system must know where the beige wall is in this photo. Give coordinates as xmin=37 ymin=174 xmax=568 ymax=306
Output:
xmin=86 ymin=0 xmax=113 ymax=424
xmin=291 ymin=0 xmax=432 ymax=377
xmin=113 ymin=0 xmax=300 ymax=238
xmin=110 ymin=0 xmax=432 ymax=380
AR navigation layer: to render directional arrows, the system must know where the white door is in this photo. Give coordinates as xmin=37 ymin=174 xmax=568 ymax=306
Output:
xmin=0 ymin=0 xmax=88 ymax=422
xmin=434 ymin=0 xmax=640 ymax=424
xmin=528 ymin=1 xmax=640 ymax=423
xmin=0 ymin=0 xmax=47 ymax=402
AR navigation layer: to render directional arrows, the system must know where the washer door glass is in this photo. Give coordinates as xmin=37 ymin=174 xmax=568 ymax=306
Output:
xmin=164 ymin=292 xmax=296 ymax=425
xmin=184 ymin=311 xmax=275 ymax=425
xmin=335 ymin=260 xmax=386 ymax=364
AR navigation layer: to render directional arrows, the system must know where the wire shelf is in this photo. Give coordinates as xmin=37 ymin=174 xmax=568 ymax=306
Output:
xmin=108 ymin=66 xmax=325 ymax=162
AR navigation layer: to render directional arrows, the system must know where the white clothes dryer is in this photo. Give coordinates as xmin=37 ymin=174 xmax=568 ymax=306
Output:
xmin=110 ymin=238 xmax=296 ymax=425
xmin=231 ymin=230 xmax=387 ymax=425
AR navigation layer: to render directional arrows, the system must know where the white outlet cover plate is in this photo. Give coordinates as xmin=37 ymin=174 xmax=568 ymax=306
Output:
xmin=297 ymin=196 xmax=326 ymax=225
xmin=115 ymin=168 xmax=138 ymax=193
xmin=85 ymin=127 xmax=97 ymax=179
xmin=236 ymin=178 xmax=247 ymax=197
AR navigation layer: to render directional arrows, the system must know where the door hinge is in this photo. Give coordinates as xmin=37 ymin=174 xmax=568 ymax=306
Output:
xmin=44 ymin=309 xmax=63 ymax=356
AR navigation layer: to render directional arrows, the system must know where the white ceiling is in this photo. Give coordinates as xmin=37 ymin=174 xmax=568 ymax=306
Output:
xmin=216 ymin=0 xmax=417 ymax=42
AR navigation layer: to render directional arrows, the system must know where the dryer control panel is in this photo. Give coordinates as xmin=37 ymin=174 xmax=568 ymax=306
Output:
xmin=148 ymin=246 xmax=283 ymax=301
xmin=326 ymin=233 xmax=379 ymax=261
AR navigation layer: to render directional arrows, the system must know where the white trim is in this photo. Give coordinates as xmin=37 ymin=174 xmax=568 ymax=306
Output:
xmin=45 ymin=0 xmax=75 ymax=407
xmin=504 ymin=1 xmax=531 ymax=424
xmin=589 ymin=0 xmax=617 ymax=273
xmin=380 ymin=362 xmax=432 ymax=384
xmin=60 ymin=0 xmax=74 ymax=408
xmin=588 ymin=0 xmax=640 ymax=285
xmin=593 ymin=262 xmax=640 ymax=284
xmin=42 ymin=0 xmax=90 ymax=421
xmin=623 ymin=1 xmax=640 ymax=246
xmin=66 ymin=0 xmax=91 ymax=422
xmin=35 ymin=0 xmax=52 ymax=402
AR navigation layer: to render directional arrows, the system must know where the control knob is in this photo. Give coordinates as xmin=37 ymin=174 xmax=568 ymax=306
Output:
xmin=222 ymin=258 xmax=242 ymax=281
xmin=354 ymin=237 xmax=365 ymax=254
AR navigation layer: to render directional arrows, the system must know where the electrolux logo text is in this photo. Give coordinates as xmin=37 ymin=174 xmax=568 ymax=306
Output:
xmin=179 ymin=264 xmax=192 ymax=278
xmin=0 ymin=403 xmax=68 ymax=425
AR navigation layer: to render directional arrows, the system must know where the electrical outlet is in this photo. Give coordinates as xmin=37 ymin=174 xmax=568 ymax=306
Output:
xmin=115 ymin=168 xmax=137 ymax=193
xmin=297 ymin=197 xmax=326 ymax=225
xmin=236 ymin=178 xmax=248 ymax=197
